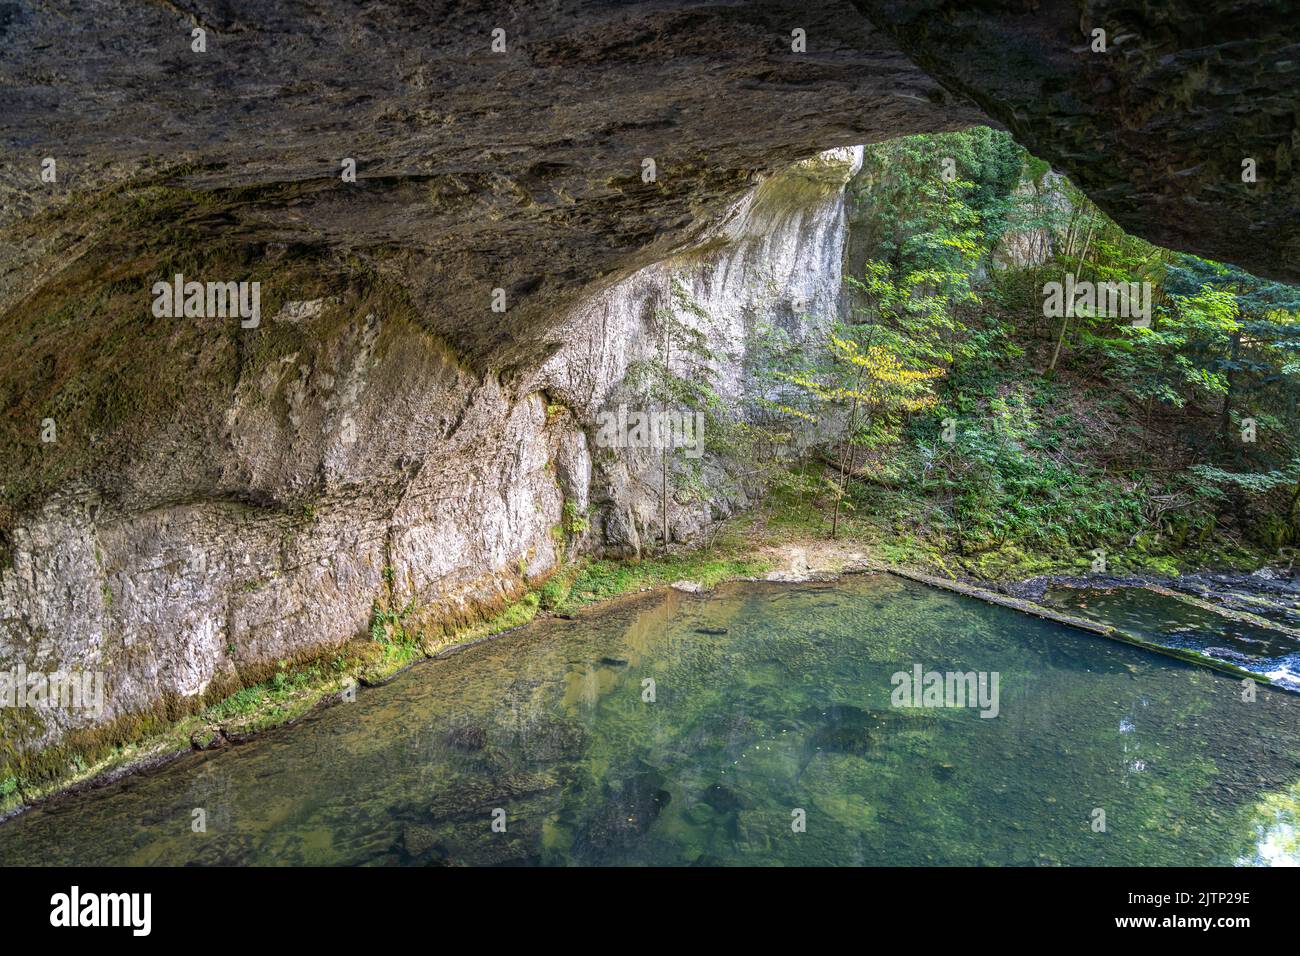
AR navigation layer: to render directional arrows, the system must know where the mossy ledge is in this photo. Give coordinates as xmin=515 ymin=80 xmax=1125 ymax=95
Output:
xmin=0 ymin=546 xmax=772 ymax=819
xmin=883 ymin=567 xmax=1293 ymax=693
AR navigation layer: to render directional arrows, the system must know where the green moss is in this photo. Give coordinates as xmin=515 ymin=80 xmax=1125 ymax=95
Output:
xmin=562 ymin=500 xmax=590 ymax=536
xmin=456 ymin=592 xmax=542 ymax=643
xmin=559 ymin=552 xmax=772 ymax=610
xmin=538 ymin=571 xmax=575 ymax=610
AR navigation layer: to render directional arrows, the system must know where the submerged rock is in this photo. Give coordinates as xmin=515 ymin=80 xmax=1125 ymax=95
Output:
xmin=444 ymin=723 xmax=489 ymax=753
xmin=803 ymin=704 xmax=927 ymax=757
xmin=701 ymin=783 xmax=751 ymax=814
xmin=401 ymin=824 xmax=440 ymax=860
xmin=571 ymin=765 xmax=672 ymax=853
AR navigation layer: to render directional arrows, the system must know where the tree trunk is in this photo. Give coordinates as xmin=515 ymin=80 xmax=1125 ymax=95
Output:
xmin=1218 ymin=329 xmax=1242 ymax=442
xmin=661 ymin=322 xmax=671 ymax=549
xmin=661 ymin=448 xmax=668 ymax=548
xmin=831 ymin=363 xmax=870 ymax=540
xmin=1047 ymin=223 xmax=1093 ymax=374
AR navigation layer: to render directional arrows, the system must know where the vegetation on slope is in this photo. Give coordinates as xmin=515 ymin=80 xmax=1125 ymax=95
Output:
xmin=711 ymin=129 xmax=1300 ymax=580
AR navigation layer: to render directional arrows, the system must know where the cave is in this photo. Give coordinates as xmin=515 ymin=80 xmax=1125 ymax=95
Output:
xmin=1 ymin=0 xmax=1298 ymax=882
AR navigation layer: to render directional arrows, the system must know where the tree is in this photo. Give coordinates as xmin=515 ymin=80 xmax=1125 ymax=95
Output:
xmin=623 ymin=278 xmax=722 ymax=549
xmin=774 ymin=260 xmax=947 ymax=538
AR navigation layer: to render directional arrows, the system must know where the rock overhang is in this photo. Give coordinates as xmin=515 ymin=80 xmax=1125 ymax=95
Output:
xmin=4 ymin=1 xmax=1292 ymax=375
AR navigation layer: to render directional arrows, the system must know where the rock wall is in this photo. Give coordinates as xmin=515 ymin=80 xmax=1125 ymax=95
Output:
xmin=0 ymin=313 xmax=574 ymax=754
xmin=535 ymin=146 xmax=861 ymax=553
xmin=0 ymin=147 xmax=862 ymax=757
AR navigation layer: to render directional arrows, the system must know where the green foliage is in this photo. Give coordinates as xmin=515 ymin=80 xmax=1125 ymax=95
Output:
xmin=850 ymin=127 xmax=1023 ymax=271
xmin=202 ymin=665 xmax=321 ymax=722
xmin=370 ymin=597 xmax=417 ymax=644
xmin=538 ymin=573 xmax=573 ymax=610
xmin=936 ymin=417 xmax=1146 ymax=551
xmin=1188 ymin=463 xmax=1299 ymax=496
xmin=562 ymin=500 xmax=590 ymax=536
xmin=740 ymin=126 xmax=1300 ymax=564
xmin=561 ymin=553 xmax=771 ymax=609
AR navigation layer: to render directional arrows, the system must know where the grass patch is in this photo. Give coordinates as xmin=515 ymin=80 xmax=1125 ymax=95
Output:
xmin=559 ymin=552 xmax=772 ymax=610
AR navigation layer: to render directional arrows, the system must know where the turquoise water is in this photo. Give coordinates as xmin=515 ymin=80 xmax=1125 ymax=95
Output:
xmin=2 ymin=574 xmax=1298 ymax=865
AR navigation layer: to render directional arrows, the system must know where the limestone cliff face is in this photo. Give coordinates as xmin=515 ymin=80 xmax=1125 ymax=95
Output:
xmin=535 ymin=146 xmax=862 ymax=555
xmin=0 ymin=306 xmax=572 ymax=754
xmin=0 ymin=147 xmax=862 ymax=756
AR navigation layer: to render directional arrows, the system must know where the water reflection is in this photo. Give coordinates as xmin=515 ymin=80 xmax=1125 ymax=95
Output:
xmin=1235 ymin=783 xmax=1300 ymax=867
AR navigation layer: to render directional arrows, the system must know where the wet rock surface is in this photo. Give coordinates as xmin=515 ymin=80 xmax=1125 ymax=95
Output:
xmin=1021 ymin=569 xmax=1300 ymax=689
